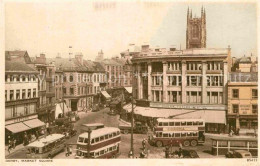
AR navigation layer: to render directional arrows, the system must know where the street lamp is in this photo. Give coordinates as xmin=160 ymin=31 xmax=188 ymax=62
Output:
xmin=87 ymin=128 xmax=92 ymax=158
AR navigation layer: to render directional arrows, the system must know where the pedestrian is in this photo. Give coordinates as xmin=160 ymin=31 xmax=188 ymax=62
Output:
xmin=7 ymin=141 xmax=12 ymax=153
xmin=164 ymin=146 xmax=170 ymax=158
xmin=229 ymin=129 xmax=234 ymax=137
xmin=13 ymin=138 xmax=16 ymax=149
xmin=35 ymin=131 xmax=39 ymax=140
xmin=142 ymin=138 xmax=146 ymax=149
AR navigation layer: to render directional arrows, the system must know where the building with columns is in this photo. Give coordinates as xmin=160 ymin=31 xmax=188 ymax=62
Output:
xmin=130 ymin=45 xmax=232 ymax=133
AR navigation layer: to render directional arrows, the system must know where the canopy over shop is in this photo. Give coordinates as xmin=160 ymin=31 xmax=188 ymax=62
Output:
xmin=123 ymin=104 xmax=226 ymax=133
xmin=5 ymin=118 xmax=46 ymax=144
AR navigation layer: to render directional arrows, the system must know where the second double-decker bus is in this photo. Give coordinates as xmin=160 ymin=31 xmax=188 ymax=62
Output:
xmin=75 ymin=127 xmax=121 ymax=159
xmin=149 ymin=118 xmax=205 ymax=147
xmin=25 ymin=134 xmax=66 ymax=159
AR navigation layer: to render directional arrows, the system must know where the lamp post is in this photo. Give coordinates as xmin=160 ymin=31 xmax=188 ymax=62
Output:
xmin=87 ymin=128 xmax=92 ymax=158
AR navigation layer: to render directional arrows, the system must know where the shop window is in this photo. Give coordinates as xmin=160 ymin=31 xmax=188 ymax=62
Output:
xmin=252 ymin=89 xmax=258 ymax=99
xmin=232 ymin=89 xmax=239 ymax=98
xmin=232 ymin=104 xmax=239 ymax=113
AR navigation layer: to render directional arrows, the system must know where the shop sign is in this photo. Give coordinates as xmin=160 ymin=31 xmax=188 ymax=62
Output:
xmin=6 ymin=114 xmax=37 ymax=125
xmin=240 ymin=105 xmax=250 ymax=111
xmin=150 ymin=102 xmax=226 ymax=110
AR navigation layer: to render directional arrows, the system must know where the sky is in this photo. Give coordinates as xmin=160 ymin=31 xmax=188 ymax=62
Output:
xmin=5 ymin=1 xmax=257 ymax=60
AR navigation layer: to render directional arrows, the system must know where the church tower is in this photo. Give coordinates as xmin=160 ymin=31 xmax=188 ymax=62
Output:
xmin=186 ymin=7 xmax=206 ymax=49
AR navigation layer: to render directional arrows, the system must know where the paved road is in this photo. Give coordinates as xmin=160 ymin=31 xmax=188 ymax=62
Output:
xmin=6 ymin=107 xmax=220 ymax=159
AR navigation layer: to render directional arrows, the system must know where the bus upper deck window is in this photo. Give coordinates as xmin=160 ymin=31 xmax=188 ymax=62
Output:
xmin=109 ymin=134 xmax=112 ymax=138
xmin=113 ymin=132 xmax=116 ymax=137
xmin=159 ymin=122 xmax=163 ymax=126
xmin=117 ymin=131 xmax=120 ymax=135
xmin=109 ymin=147 xmax=113 ymax=151
xmin=181 ymin=122 xmax=187 ymax=126
xmin=95 ymin=137 xmax=99 ymax=143
xmin=105 ymin=134 xmax=108 ymax=139
xmin=84 ymin=138 xmax=88 ymax=143
xmin=181 ymin=133 xmax=186 ymax=137
xmin=100 ymin=136 xmax=104 ymax=141
xmin=78 ymin=137 xmax=84 ymax=143
xmin=193 ymin=121 xmax=199 ymax=125
xmin=193 ymin=132 xmax=198 ymax=136
xmin=175 ymin=122 xmax=180 ymax=126
xmin=163 ymin=122 xmax=168 ymax=126
xmin=199 ymin=121 xmax=203 ymax=125
xmin=175 ymin=133 xmax=180 ymax=137
xmin=95 ymin=152 xmax=99 ymax=156
xmin=157 ymin=132 xmax=162 ymax=137
xmin=187 ymin=122 xmax=192 ymax=126
xmin=169 ymin=122 xmax=174 ymax=126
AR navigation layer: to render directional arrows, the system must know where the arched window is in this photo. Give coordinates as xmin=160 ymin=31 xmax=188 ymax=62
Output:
xmin=192 ymin=25 xmax=199 ymax=38
xmin=70 ymin=75 xmax=73 ymax=82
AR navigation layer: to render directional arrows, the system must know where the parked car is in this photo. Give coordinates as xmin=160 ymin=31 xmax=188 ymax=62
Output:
xmin=226 ymin=150 xmax=252 ymax=158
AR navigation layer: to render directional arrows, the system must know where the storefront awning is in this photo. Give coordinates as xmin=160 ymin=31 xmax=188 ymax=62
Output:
xmin=123 ymin=104 xmax=226 ymax=124
xmin=101 ymin=91 xmax=111 ymax=99
xmin=124 ymin=87 xmax=132 ymax=94
xmin=6 ymin=122 xmax=31 ymax=133
xmin=23 ymin=119 xmax=45 ymax=128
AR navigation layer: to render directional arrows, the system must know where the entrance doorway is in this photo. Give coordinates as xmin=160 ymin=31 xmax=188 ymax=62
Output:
xmin=71 ymin=99 xmax=78 ymax=111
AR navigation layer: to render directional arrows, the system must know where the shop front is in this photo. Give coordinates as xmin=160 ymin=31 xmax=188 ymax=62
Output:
xmin=5 ymin=114 xmax=46 ymax=145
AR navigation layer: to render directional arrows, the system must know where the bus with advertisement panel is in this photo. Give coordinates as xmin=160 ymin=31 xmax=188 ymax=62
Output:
xmin=149 ymin=118 xmax=205 ymax=147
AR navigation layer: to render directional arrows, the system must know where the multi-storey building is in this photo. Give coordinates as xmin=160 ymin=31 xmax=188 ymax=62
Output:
xmin=47 ymin=54 xmax=93 ymax=112
xmin=5 ymin=51 xmax=45 ymax=144
xmin=99 ymin=58 xmax=125 ymax=97
xmin=129 ymin=45 xmax=231 ymax=133
xmin=32 ymin=54 xmax=56 ymax=122
xmin=83 ymin=60 xmax=107 ymax=105
xmin=227 ymin=72 xmax=258 ymax=133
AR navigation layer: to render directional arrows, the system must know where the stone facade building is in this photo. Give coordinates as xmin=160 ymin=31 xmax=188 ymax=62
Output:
xmin=130 ymin=45 xmax=231 ymax=133
xmin=186 ymin=7 xmax=206 ymax=49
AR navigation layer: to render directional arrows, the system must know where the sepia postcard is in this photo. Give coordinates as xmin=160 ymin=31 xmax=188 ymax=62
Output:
xmin=1 ymin=0 xmax=259 ymax=165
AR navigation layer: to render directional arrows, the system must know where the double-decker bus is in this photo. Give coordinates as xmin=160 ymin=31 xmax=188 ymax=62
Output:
xmin=75 ymin=127 xmax=121 ymax=159
xmin=149 ymin=118 xmax=205 ymax=147
xmin=25 ymin=134 xmax=66 ymax=159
